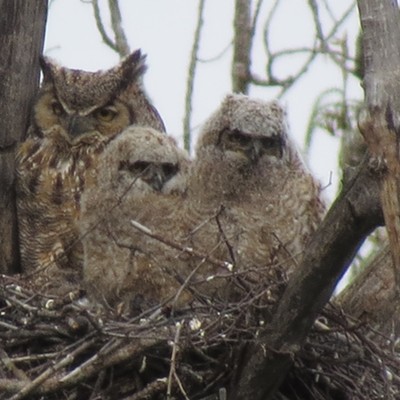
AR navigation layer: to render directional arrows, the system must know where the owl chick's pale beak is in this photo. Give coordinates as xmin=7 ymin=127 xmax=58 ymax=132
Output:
xmin=247 ymin=140 xmax=264 ymax=163
xmin=146 ymin=166 xmax=166 ymax=192
xmin=247 ymin=137 xmax=283 ymax=162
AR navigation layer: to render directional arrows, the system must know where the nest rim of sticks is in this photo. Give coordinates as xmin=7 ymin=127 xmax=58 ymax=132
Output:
xmin=0 ymin=271 xmax=399 ymax=400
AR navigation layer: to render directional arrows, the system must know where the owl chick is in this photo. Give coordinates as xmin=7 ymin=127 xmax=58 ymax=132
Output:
xmin=180 ymin=94 xmax=325 ymax=298
xmin=16 ymin=49 xmax=165 ymax=294
xmin=81 ymin=126 xmax=191 ymax=312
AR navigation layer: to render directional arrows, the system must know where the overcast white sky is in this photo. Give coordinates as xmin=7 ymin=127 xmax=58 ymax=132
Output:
xmin=45 ymin=0 xmax=361 ymax=201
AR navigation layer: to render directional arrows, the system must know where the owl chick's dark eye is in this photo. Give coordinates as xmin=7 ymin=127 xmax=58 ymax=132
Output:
xmin=261 ymin=136 xmax=281 ymax=149
xmin=120 ymin=160 xmax=151 ymax=174
xmin=162 ymin=163 xmax=179 ymax=180
xmin=51 ymin=101 xmax=64 ymax=116
xmin=228 ymin=130 xmax=252 ymax=146
xmin=94 ymin=107 xmax=117 ymax=122
xmin=132 ymin=161 xmax=151 ymax=172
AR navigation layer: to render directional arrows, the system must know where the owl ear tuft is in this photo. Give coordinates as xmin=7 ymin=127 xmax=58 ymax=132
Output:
xmin=119 ymin=49 xmax=147 ymax=86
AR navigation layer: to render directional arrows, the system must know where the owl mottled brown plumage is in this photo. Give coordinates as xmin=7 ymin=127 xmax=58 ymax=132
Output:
xmin=81 ymin=126 xmax=190 ymax=311
xmin=182 ymin=94 xmax=325 ymax=281
xmin=16 ymin=50 xmax=165 ymax=293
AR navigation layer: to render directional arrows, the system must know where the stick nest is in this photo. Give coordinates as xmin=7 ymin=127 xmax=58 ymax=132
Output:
xmin=0 ymin=272 xmax=399 ymax=400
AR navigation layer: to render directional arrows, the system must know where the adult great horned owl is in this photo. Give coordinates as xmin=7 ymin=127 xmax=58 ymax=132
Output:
xmin=81 ymin=126 xmax=190 ymax=311
xmin=16 ymin=50 xmax=165 ymax=291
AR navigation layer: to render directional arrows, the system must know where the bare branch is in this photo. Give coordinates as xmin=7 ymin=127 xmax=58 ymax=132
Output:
xmin=91 ymin=0 xmax=118 ymax=52
xmin=250 ymin=0 xmax=265 ymax=38
xmin=256 ymin=1 xmax=356 ymax=97
xmin=108 ymin=0 xmax=130 ymax=57
xmin=130 ymin=220 xmax=233 ymax=272
xmin=183 ymin=0 xmax=206 ymax=153
xmin=10 ymin=338 xmax=97 ymax=400
xmin=232 ymin=0 xmax=252 ymax=93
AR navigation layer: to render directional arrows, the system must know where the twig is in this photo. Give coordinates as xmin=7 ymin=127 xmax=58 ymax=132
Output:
xmin=0 ymin=348 xmax=30 ymax=382
xmin=167 ymin=320 xmax=183 ymax=398
xmin=130 ymin=220 xmax=233 ymax=272
xmin=10 ymin=337 xmax=97 ymax=400
xmin=91 ymin=0 xmax=117 ymax=52
xmin=123 ymin=379 xmax=167 ymax=400
xmin=215 ymin=206 xmax=236 ymax=265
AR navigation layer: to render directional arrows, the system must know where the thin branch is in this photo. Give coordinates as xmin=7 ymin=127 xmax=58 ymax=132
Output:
xmin=10 ymin=338 xmax=97 ymax=400
xmin=167 ymin=321 xmax=183 ymax=398
xmin=130 ymin=220 xmax=233 ymax=272
xmin=250 ymin=0 xmax=265 ymax=39
xmin=256 ymin=0 xmax=357 ymax=96
xmin=108 ymin=0 xmax=130 ymax=57
xmin=197 ymin=41 xmax=232 ymax=63
xmin=308 ymin=0 xmax=327 ymax=51
xmin=91 ymin=0 xmax=118 ymax=52
xmin=183 ymin=0 xmax=206 ymax=153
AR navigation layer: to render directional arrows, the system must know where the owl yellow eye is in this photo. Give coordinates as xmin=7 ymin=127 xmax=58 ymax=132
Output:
xmin=51 ymin=101 xmax=64 ymax=116
xmin=94 ymin=107 xmax=117 ymax=122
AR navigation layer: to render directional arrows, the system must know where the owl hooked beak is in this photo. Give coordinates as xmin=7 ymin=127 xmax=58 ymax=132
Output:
xmin=245 ymin=137 xmax=284 ymax=163
xmin=120 ymin=160 xmax=179 ymax=192
xmin=246 ymin=140 xmax=264 ymax=163
xmin=63 ymin=115 xmax=96 ymax=138
xmin=147 ymin=168 xmax=166 ymax=192
xmin=144 ymin=164 xmax=178 ymax=192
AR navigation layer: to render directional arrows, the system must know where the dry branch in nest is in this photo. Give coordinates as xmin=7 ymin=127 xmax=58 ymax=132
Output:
xmin=1 ymin=266 xmax=399 ymax=400
xmin=0 ymin=268 xmax=284 ymax=400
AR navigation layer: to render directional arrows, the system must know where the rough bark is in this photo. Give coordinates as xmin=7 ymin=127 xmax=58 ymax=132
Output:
xmin=337 ymin=243 xmax=400 ymax=336
xmin=0 ymin=1 xmax=47 ymax=274
xmin=335 ymin=0 xmax=400 ymax=362
xmin=232 ymin=157 xmax=383 ymax=400
xmin=357 ymin=0 xmax=400 ymax=297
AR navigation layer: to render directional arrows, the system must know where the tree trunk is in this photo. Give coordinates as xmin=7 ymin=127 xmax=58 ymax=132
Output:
xmin=357 ymin=0 xmax=400 ymax=297
xmin=337 ymin=243 xmax=400 ymax=336
xmin=0 ymin=1 xmax=48 ymax=274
